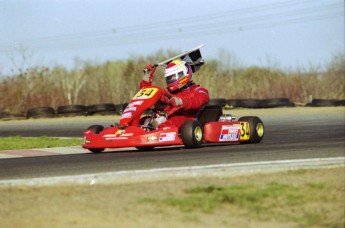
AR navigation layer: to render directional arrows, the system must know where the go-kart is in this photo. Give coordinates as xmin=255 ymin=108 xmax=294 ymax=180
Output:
xmin=82 ymin=45 xmax=264 ymax=152
xmin=82 ymin=85 xmax=264 ymax=153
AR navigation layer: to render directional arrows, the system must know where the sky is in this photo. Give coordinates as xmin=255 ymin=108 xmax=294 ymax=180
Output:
xmin=0 ymin=0 xmax=344 ymax=76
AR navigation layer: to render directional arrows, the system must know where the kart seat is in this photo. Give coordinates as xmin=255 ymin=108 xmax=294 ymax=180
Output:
xmin=196 ymin=105 xmax=223 ymax=126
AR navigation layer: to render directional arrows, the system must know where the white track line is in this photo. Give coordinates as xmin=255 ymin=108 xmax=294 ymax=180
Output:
xmin=0 ymin=157 xmax=344 ymax=186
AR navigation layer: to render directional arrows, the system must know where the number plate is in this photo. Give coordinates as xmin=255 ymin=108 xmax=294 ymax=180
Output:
xmin=133 ymin=88 xmax=158 ymax=99
xmin=238 ymin=122 xmax=250 ymax=140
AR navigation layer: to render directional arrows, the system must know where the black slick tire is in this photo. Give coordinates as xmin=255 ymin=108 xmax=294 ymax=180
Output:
xmin=87 ymin=125 xmax=105 ymax=153
xmin=181 ymin=120 xmax=203 ymax=148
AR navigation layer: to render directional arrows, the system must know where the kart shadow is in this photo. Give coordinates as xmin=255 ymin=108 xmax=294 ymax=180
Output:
xmin=104 ymin=145 xmax=185 ymax=154
xmin=102 ymin=142 xmax=241 ymax=154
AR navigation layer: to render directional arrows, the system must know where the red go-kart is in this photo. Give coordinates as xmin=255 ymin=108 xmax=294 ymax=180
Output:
xmin=82 ymin=86 xmax=264 ymax=153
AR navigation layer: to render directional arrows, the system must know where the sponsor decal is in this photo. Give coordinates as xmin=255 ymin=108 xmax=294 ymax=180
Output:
xmin=124 ymin=100 xmax=145 ymax=112
xmin=103 ymin=130 xmax=133 ymax=138
xmin=105 ymin=137 xmax=128 ymax=140
xmin=130 ymin=100 xmax=144 ymax=106
xmin=159 ymin=132 xmax=176 ymax=142
xmin=115 ymin=129 xmax=123 ymax=135
xmin=124 ymin=106 xmax=136 ymax=112
xmin=103 ymin=130 xmax=123 ymax=137
xmin=121 ymin=112 xmax=132 ymax=119
xmin=219 ymin=125 xmax=240 ymax=141
xmin=147 ymin=135 xmax=158 ymax=141
xmin=103 ymin=134 xmax=117 ymax=137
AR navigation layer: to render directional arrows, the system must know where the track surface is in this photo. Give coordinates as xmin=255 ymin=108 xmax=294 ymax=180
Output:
xmin=0 ymin=108 xmax=344 ymax=181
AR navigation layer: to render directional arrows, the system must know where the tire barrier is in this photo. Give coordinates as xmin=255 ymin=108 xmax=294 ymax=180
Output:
xmin=261 ymin=98 xmax=294 ymax=108
xmin=57 ymin=105 xmax=87 ymax=117
xmin=0 ymin=111 xmax=12 ymax=119
xmin=208 ymin=98 xmax=227 ymax=107
xmin=235 ymin=99 xmax=264 ymax=109
xmin=26 ymin=107 xmax=56 ymax=119
xmin=121 ymin=103 xmax=129 ymax=112
xmin=87 ymin=103 xmax=119 ymax=115
xmin=306 ymin=99 xmax=338 ymax=107
xmin=223 ymin=98 xmax=294 ymax=109
xmin=3 ymin=98 xmax=344 ymax=120
xmin=0 ymin=112 xmax=25 ymax=120
xmin=337 ymin=100 xmax=345 ymax=106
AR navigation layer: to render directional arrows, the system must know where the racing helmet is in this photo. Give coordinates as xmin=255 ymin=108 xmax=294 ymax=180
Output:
xmin=164 ymin=60 xmax=193 ymax=93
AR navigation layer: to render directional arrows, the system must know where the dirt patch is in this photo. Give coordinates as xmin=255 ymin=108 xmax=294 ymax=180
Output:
xmin=0 ymin=167 xmax=344 ymax=228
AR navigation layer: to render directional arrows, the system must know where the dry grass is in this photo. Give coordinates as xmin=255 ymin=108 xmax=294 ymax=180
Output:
xmin=0 ymin=167 xmax=344 ymax=228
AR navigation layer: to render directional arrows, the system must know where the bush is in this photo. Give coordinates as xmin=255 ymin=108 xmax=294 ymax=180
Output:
xmin=0 ymin=51 xmax=344 ymax=114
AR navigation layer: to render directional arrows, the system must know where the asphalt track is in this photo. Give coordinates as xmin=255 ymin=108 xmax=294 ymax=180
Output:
xmin=0 ymin=108 xmax=344 ymax=181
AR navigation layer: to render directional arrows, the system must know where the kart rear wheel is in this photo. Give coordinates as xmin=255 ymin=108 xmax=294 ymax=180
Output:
xmin=181 ymin=120 xmax=203 ymax=148
xmin=87 ymin=125 xmax=105 ymax=153
xmin=238 ymin=116 xmax=264 ymax=144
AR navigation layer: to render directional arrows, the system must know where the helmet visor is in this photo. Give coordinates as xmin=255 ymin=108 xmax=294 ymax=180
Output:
xmin=166 ymin=71 xmax=184 ymax=84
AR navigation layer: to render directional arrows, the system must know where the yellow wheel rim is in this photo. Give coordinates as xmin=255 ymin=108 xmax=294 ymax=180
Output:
xmin=194 ymin=126 xmax=203 ymax=141
xmin=256 ymin=123 xmax=264 ymax=137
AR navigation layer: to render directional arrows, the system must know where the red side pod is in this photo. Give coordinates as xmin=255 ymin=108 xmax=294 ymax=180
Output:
xmin=203 ymin=122 xmax=244 ymax=143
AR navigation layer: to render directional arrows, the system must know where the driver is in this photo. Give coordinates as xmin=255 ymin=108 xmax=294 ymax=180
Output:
xmin=140 ymin=59 xmax=209 ymax=129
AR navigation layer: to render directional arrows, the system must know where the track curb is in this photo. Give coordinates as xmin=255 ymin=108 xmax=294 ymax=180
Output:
xmin=0 ymin=146 xmax=88 ymax=159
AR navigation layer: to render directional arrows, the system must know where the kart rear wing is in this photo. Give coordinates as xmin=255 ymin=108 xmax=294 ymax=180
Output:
xmin=157 ymin=44 xmax=205 ymax=73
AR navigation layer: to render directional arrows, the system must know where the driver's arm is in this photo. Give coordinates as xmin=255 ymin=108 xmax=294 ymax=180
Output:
xmin=140 ymin=64 xmax=157 ymax=89
xmin=183 ymin=87 xmax=209 ymax=110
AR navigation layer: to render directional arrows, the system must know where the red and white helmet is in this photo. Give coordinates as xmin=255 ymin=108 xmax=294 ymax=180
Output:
xmin=164 ymin=60 xmax=192 ymax=93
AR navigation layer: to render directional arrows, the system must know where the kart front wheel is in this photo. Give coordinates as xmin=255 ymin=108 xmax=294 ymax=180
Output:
xmin=87 ymin=125 xmax=105 ymax=153
xmin=181 ymin=120 xmax=203 ymax=148
xmin=238 ymin=116 xmax=264 ymax=144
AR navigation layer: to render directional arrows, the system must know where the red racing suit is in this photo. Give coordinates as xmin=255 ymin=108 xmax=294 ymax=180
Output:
xmin=140 ymin=80 xmax=209 ymax=129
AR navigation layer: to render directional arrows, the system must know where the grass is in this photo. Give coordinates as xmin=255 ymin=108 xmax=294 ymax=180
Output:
xmin=146 ymin=178 xmax=344 ymax=227
xmin=0 ymin=167 xmax=344 ymax=228
xmin=0 ymin=136 xmax=82 ymax=150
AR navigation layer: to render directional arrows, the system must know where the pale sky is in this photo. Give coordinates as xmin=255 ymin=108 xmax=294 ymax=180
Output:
xmin=0 ymin=0 xmax=344 ymax=76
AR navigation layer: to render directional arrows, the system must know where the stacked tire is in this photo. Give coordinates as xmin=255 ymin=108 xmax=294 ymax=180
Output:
xmin=208 ymin=99 xmax=226 ymax=107
xmin=0 ymin=111 xmax=12 ymax=119
xmin=306 ymin=99 xmax=338 ymax=107
xmin=57 ymin=105 xmax=87 ymax=117
xmin=223 ymin=98 xmax=294 ymax=109
xmin=235 ymin=99 xmax=264 ymax=109
xmin=26 ymin=107 xmax=56 ymax=119
xmin=87 ymin=103 xmax=119 ymax=115
xmin=0 ymin=111 xmax=25 ymax=120
xmin=261 ymin=98 xmax=294 ymax=108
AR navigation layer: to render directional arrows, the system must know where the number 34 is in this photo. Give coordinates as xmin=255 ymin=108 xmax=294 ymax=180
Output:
xmin=240 ymin=122 xmax=250 ymax=139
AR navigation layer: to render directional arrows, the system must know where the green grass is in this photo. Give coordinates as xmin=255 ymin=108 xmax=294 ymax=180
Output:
xmin=148 ymin=181 xmax=342 ymax=227
xmin=0 ymin=136 xmax=82 ymax=150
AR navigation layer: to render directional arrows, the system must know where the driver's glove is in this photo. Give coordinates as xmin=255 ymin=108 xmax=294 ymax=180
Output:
xmin=142 ymin=64 xmax=157 ymax=83
xmin=169 ymin=97 xmax=184 ymax=108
